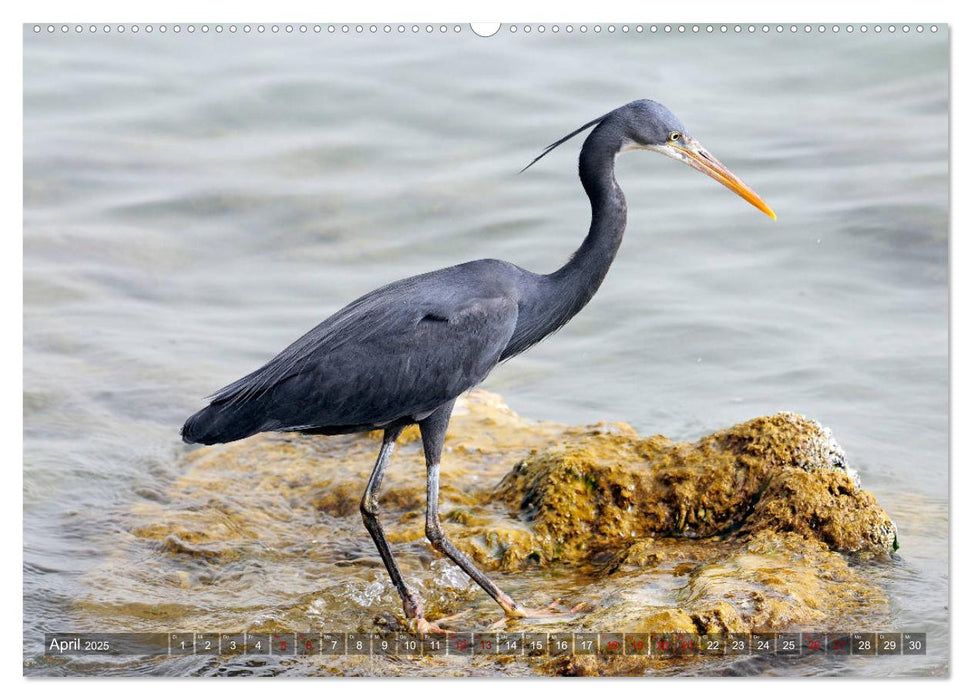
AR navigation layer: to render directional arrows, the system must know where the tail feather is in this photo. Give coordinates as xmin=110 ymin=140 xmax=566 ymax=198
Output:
xmin=181 ymin=399 xmax=269 ymax=445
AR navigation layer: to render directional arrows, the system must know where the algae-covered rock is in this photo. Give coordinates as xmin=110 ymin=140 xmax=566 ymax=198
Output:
xmin=84 ymin=390 xmax=897 ymax=676
xmin=740 ymin=468 xmax=898 ymax=554
xmin=480 ymin=411 xmax=895 ymax=567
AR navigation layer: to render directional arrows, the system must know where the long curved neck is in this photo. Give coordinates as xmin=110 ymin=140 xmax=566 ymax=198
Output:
xmin=549 ymin=128 xmax=628 ymax=309
xmin=504 ymin=124 xmax=627 ymax=359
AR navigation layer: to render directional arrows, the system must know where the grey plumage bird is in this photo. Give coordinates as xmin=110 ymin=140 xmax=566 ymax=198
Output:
xmin=182 ymin=99 xmax=775 ymax=632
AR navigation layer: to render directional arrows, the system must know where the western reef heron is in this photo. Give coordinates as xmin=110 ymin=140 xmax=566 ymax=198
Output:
xmin=182 ymin=99 xmax=775 ymax=632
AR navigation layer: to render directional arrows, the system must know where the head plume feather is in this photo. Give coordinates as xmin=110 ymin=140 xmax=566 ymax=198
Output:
xmin=519 ymin=111 xmax=611 ymax=173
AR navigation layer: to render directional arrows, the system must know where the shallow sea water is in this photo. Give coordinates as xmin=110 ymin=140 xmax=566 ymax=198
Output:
xmin=23 ymin=25 xmax=948 ymax=676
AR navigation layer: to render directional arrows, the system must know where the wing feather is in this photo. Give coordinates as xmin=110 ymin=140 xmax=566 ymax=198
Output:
xmin=187 ymin=261 xmax=521 ymax=442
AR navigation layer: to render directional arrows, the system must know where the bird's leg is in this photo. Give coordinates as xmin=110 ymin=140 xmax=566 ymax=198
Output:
xmin=360 ymin=426 xmax=426 ymax=625
xmin=419 ymin=402 xmax=532 ymax=619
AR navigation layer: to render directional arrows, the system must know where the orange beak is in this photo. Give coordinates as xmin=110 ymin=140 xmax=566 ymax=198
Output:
xmin=666 ymin=136 xmax=776 ymax=220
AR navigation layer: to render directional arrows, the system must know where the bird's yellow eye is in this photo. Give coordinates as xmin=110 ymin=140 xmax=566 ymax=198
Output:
xmin=669 ymin=131 xmax=683 ymax=142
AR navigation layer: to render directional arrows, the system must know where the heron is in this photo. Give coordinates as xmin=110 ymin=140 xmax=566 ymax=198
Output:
xmin=181 ymin=99 xmax=775 ymax=633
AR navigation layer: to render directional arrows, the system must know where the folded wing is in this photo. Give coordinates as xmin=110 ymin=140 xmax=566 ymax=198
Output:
xmin=182 ymin=265 xmax=520 ymax=444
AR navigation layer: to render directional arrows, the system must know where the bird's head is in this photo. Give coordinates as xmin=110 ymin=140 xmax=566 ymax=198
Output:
xmin=523 ymin=99 xmax=776 ymax=220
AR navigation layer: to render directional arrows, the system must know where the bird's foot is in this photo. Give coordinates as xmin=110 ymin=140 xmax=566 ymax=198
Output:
xmin=405 ymin=608 xmax=472 ymax=635
xmin=487 ymin=599 xmax=589 ymax=629
xmin=407 ymin=616 xmax=448 ymax=635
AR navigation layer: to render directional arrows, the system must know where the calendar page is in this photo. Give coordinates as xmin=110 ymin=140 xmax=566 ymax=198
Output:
xmin=23 ymin=20 xmax=948 ymax=678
